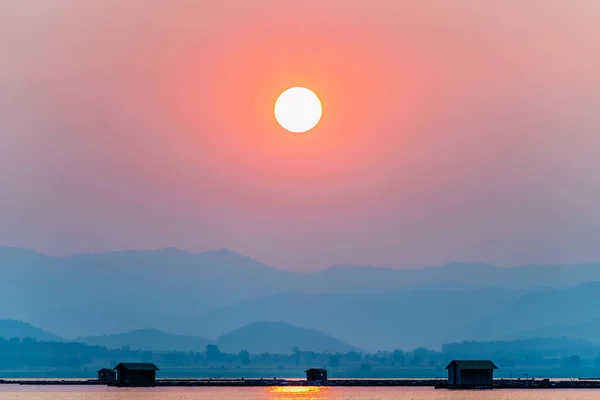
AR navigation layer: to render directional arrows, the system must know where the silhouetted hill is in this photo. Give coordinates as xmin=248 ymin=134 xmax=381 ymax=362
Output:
xmin=0 ymin=319 xmax=62 ymax=342
xmin=214 ymin=321 xmax=359 ymax=354
xmin=77 ymin=328 xmax=209 ymax=352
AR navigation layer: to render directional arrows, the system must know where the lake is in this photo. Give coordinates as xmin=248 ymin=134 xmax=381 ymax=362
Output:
xmin=0 ymin=386 xmax=599 ymax=400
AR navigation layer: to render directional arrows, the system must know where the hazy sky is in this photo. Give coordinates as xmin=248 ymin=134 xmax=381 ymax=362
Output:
xmin=1 ymin=1 xmax=599 ymax=270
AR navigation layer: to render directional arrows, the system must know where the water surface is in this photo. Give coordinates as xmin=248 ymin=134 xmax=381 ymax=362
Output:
xmin=0 ymin=386 xmax=598 ymax=400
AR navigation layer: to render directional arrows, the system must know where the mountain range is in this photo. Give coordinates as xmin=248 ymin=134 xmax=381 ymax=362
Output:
xmin=76 ymin=321 xmax=357 ymax=354
xmin=0 ymin=319 xmax=356 ymax=354
xmin=1 ymin=246 xmax=600 ymax=350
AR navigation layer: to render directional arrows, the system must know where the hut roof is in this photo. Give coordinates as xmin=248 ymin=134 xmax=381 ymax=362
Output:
xmin=445 ymin=360 xmax=498 ymax=370
xmin=305 ymin=368 xmax=328 ymax=372
xmin=113 ymin=363 xmax=159 ymax=371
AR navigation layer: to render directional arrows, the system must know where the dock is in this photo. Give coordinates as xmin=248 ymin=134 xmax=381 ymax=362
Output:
xmin=436 ymin=379 xmax=600 ymax=390
xmin=0 ymin=378 xmax=443 ymax=387
xmin=153 ymin=378 xmax=444 ymax=387
xmin=2 ymin=378 xmax=600 ymax=389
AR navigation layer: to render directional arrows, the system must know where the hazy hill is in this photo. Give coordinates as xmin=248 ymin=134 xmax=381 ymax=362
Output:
xmin=2 ymin=246 xmax=600 ymax=343
xmin=183 ymin=289 xmax=520 ymax=350
xmin=0 ymin=247 xmax=291 ymax=337
xmin=76 ymin=322 xmax=356 ymax=354
xmin=77 ymin=329 xmax=209 ymax=352
xmin=214 ymin=321 xmax=358 ymax=354
xmin=306 ymin=261 xmax=600 ymax=292
xmin=0 ymin=319 xmax=62 ymax=342
xmin=512 ymin=319 xmax=600 ymax=343
xmin=457 ymin=282 xmax=600 ymax=341
xmin=442 ymin=337 xmax=597 ymax=359
xmin=183 ymin=283 xmax=600 ymax=350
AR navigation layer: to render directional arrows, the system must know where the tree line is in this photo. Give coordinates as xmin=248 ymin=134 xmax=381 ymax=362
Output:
xmin=1 ymin=336 xmax=600 ymax=370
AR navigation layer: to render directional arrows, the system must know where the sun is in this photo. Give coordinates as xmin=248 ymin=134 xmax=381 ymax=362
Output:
xmin=274 ymin=87 xmax=322 ymax=133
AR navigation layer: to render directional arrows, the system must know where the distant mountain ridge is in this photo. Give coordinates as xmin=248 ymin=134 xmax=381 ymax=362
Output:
xmin=43 ymin=321 xmax=358 ymax=354
xmin=181 ymin=282 xmax=600 ymax=350
xmin=0 ymin=319 xmax=62 ymax=342
xmin=2 ymin=246 xmax=600 ymax=348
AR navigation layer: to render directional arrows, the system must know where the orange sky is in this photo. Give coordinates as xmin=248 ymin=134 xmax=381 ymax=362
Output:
xmin=1 ymin=1 xmax=599 ymax=269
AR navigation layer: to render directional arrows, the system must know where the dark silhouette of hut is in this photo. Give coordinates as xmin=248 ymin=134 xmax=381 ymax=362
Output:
xmin=97 ymin=368 xmax=117 ymax=383
xmin=305 ymin=368 xmax=328 ymax=381
xmin=113 ymin=363 xmax=159 ymax=387
xmin=446 ymin=360 xmax=497 ymax=389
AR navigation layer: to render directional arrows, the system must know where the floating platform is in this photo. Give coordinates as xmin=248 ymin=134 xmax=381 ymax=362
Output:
xmin=3 ymin=378 xmax=600 ymax=389
xmin=153 ymin=378 xmax=443 ymax=387
xmin=1 ymin=378 xmax=442 ymax=387
xmin=435 ymin=379 xmax=600 ymax=390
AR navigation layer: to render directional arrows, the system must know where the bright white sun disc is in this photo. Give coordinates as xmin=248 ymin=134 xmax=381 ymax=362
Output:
xmin=274 ymin=87 xmax=322 ymax=133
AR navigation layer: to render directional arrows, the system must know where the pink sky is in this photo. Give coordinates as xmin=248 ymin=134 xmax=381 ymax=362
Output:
xmin=1 ymin=1 xmax=599 ymax=270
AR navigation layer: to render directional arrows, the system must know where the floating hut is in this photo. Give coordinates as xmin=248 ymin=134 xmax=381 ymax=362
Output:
xmin=446 ymin=360 xmax=497 ymax=389
xmin=113 ymin=362 xmax=159 ymax=387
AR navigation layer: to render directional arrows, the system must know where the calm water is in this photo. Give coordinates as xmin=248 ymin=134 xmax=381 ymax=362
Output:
xmin=0 ymin=386 xmax=599 ymax=400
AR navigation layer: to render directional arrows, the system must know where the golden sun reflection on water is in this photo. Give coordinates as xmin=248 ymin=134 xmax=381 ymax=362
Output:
xmin=265 ymin=386 xmax=329 ymax=400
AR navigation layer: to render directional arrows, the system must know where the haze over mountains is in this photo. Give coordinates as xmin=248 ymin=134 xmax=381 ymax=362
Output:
xmin=78 ymin=328 xmax=210 ymax=352
xmin=0 ymin=320 xmax=61 ymax=343
xmin=77 ymin=321 xmax=357 ymax=354
xmin=0 ymin=319 xmax=356 ymax=354
xmin=1 ymin=246 xmax=600 ymax=350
